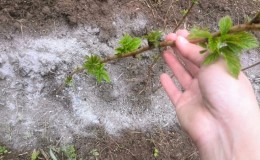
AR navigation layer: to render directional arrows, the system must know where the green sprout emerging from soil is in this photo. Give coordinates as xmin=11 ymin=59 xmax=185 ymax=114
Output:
xmin=0 ymin=146 xmax=8 ymax=155
xmin=60 ymin=0 xmax=260 ymax=92
xmin=153 ymin=148 xmax=159 ymax=158
xmin=31 ymin=149 xmax=40 ymax=160
xmin=62 ymin=145 xmax=77 ymax=160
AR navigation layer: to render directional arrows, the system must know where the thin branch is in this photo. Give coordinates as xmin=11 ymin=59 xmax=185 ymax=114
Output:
xmin=242 ymin=61 xmax=260 ymax=71
xmin=139 ymin=53 xmax=161 ymax=95
xmin=63 ymin=23 xmax=260 ymax=87
xmin=173 ymin=1 xmax=196 ymax=32
xmin=101 ymin=45 xmax=157 ymax=63
xmin=101 ymin=23 xmax=260 ymax=65
xmin=142 ymin=0 xmax=197 ymax=94
xmin=249 ymin=11 xmax=260 ymax=24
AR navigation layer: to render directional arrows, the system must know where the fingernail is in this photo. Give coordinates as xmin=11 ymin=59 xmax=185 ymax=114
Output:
xmin=165 ymin=33 xmax=177 ymax=41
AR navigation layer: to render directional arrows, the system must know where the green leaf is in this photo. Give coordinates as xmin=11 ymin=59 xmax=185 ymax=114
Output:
xmin=153 ymin=148 xmax=159 ymax=158
xmin=84 ymin=55 xmax=111 ymax=83
xmin=224 ymin=43 xmax=243 ymax=54
xmin=90 ymin=149 xmax=99 ymax=157
xmin=191 ymin=0 xmax=199 ymax=4
xmin=62 ymin=145 xmax=77 ymax=160
xmin=92 ymin=64 xmax=110 ymax=83
xmin=84 ymin=55 xmax=102 ymax=74
xmin=144 ymin=30 xmax=162 ymax=47
xmin=208 ymin=37 xmax=220 ymax=52
xmin=49 ymin=149 xmax=58 ymax=160
xmin=219 ymin=16 xmax=233 ymax=35
xmin=222 ymin=52 xmax=241 ymax=78
xmin=221 ymin=32 xmax=259 ymax=50
xmin=188 ymin=27 xmax=212 ymax=39
xmin=203 ymin=52 xmax=220 ymax=65
xmin=115 ymin=34 xmax=142 ymax=55
xmin=65 ymin=76 xmax=73 ymax=86
xmin=31 ymin=149 xmax=40 ymax=160
xmin=0 ymin=146 xmax=8 ymax=155
xmin=180 ymin=9 xmax=188 ymax=16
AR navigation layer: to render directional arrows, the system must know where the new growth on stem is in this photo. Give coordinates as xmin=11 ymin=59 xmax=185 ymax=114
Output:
xmin=64 ymin=13 xmax=260 ymax=88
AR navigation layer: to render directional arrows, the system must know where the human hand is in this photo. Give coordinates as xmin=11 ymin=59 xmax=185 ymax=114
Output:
xmin=160 ymin=29 xmax=260 ymax=160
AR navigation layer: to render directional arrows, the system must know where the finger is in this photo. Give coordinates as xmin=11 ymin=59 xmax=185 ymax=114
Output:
xmin=181 ymin=57 xmax=200 ymax=77
xmin=163 ymin=49 xmax=192 ymax=89
xmin=175 ymin=29 xmax=200 ymax=76
xmin=165 ymin=33 xmax=177 ymax=41
xmin=176 ymin=29 xmax=189 ymax=38
xmin=173 ymin=48 xmax=200 ymax=77
xmin=176 ymin=36 xmax=206 ymax=67
xmin=160 ymin=73 xmax=182 ymax=105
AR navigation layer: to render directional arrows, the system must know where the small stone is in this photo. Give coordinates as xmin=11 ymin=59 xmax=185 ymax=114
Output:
xmin=223 ymin=7 xmax=230 ymax=11
xmin=249 ymin=74 xmax=256 ymax=80
xmin=0 ymin=71 xmax=6 ymax=80
xmin=53 ymin=6 xmax=60 ymax=12
xmin=40 ymin=70 xmax=48 ymax=77
xmin=0 ymin=100 xmax=5 ymax=107
xmin=254 ymin=85 xmax=260 ymax=90
xmin=19 ymin=68 xmax=30 ymax=77
xmin=68 ymin=16 xmax=77 ymax=25
xmin=0 ymin=57 xmax=4 ymax=66
xmin=26 ymin=12 xmax=33 ymax=19
xmin=4 ymin=34 xmax=13 ymax=40
xmin=254 ymin=77 xmax=260 ymax=83
xmin=85 ymin=27 xmax=100 ymax=34
xmin=132 ymin=70 xmax=139 ymax=75
xmin=92 ymin=28 xmax=100 ymax=33
xmin=42 ymin=6 xmax=51 ymax=15
xmin=197 ymin=15 xmax=204 ymax=20
xmin=8 ymin=55 xmax=18 ymax=64
xmin=13 ymin=22 xmax=20 ymax=29
xmin=0 ymin=15 xmax=8 ymax=23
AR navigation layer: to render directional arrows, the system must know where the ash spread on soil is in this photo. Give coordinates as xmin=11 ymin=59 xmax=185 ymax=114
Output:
xmin=0 ymin=0 xmax=260 ymax=159
xmin=0 ymin=13 xmax=176 ymax=151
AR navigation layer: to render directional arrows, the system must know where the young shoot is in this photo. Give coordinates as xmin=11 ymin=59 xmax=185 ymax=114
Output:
xmin=144 ymin=30 xmax=163 ymax=47
xmin=115 ymin=34 xmax=142 ymax=56
xmin=189 ymin=16 xmax=259 ymax=78
xmin=62 ymin=13 xmax=260 ymax=89
xmin=84 ymin=55 xmax=110 ymax=83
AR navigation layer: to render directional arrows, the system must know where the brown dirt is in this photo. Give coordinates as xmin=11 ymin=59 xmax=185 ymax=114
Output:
xmin=75 ymin=126 xmax=197 ymax=160
xmin=1 ymin=126 xmax=198 ymax=160
xmin=0 ymin=0 xmax=259 ymax=160
xmin=2 ymin=0 xmax=258 ymax=33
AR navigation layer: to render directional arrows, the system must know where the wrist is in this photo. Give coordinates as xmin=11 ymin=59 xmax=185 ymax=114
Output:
xmin=196 ymin=128 xmax=233 ymax=160
xmin=196 ymin=112 xmax=260 ymax=160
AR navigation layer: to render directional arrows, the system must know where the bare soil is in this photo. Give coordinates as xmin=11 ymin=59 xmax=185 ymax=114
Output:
xmin=0 ymin=0 xmax=260 ymax=160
